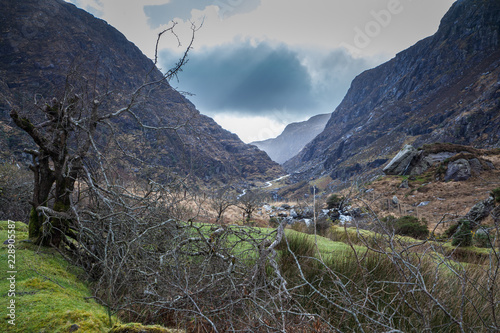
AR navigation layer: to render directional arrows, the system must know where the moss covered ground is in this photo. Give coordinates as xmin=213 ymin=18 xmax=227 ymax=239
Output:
xmin=0 ymin=221 xmax=180 ymax=333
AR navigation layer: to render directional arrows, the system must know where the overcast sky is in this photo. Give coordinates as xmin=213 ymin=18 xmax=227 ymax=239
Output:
xmin=66 ymin=0 xmax=456 ymax=143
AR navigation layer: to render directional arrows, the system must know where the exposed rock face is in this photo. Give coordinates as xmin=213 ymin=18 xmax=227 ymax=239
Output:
xmin=382 ymin=143 xmax=495 ymax=180
xmin=445 ymin=159 xmax=472 ymax=182
xmin=251 ymin=114 xmax=330 ymax=164
xmin=0 ymin=0 xmax=282 ymax=182
xmin=285 ymin=0 xmax=500 ymax=181
xmin=466 ymin=197 xmax=495 ymax=227
xmin=383 ymin=145 xmax=418 ymax=175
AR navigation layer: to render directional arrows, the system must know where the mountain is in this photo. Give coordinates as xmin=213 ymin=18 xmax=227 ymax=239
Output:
xmin=0 ymin=0 xmax=282 ymax=183
xmin=285 ymin=0 xmax=500 ymax=181
xmin=251 ymin=113 xmax=330 ymax=164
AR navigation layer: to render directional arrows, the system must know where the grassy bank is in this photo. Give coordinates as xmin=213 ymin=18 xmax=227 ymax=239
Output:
xmin=0 ymin=221 xmax=179 ymax=333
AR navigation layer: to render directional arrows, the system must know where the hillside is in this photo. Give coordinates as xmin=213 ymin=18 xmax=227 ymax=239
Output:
xmin=285 ymin=0 xmax=500 ymax=181
xmin=251 ymin=113 xmax=330 ymax=164
xmin=0 ymin=0 xmax=282 ymax=183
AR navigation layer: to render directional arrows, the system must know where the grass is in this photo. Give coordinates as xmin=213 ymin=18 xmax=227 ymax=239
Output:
xmin=0 ymin=221 xmax=180 ymax=333
xmin=284 ymin=229 xmax=367 ymax=260
xmin=3 ymin=217 xmax=494 ymax=332
xmin=278 ymin=223 xmax=500 ymax=332
xmin=0 ymin=221 xmax=113 ymax=332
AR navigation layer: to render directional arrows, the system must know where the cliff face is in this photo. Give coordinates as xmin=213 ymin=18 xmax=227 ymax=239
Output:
xmin=285 ymin=0 xmax=500 ymax=180
xmin=251 ymin=114 xmax=330 ymax=164
xmin=0 ymin=0 xmax=282 ymax=182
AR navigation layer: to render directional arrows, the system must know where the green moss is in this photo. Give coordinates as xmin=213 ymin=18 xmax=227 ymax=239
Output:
xmin=19 ymin=116 xmax=35 ymax=132
xmin=109 ymin=323 xmax=181 ymax=333
xmin=0 ymin=220 xmax=28 ymax=232
xmin=0 ymin=221 xmax=182 ymax=333
xmin=0 ymin=221 xmax=112 ymax=333
xmin=491 ymin=187 xmax=500 ymax=204
xmin=28 ymin=207 xmax=41 ymax=239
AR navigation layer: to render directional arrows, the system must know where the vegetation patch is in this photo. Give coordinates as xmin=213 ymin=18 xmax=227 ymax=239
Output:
xmin=383 ymin=215 xmax=430 ymax=239
xmin=0 ymin=221 xmax=179 ymax=333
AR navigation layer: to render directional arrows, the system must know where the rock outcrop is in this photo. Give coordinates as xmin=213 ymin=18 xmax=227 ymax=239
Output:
xmin=445 ymin=159 xmax=472 ymax=182
xmin=383 ymin=145 xmax=419 ymax=175
xmin=466 ymin=197 xmax=496 ymax=228
xmin=382 ymin=143 xmax=495 ymax=180
xmin=285 ymin=0 xmax=500 ymax=181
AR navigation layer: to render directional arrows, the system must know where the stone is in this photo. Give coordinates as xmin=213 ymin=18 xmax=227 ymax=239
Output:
xmin=69 ymin=324 xmax=80 ymax=332
xmin=328 ymin=209 xmax=341 ymax=220
xmin=399 ymin=179 xmax=409 ymax=188
xmin=350 ymin=208 xmax=363 ymax=218
xmin=468 ymin=158 xmax=483 ymax=176
xmin=289 ymin=209 xmax=298 ymax=219
xmin=339 ymin=215 xmax=353 ymax=225
xmin=262 ymin=204 xmax=273 ymax=212
xmin=392 ymin=196 xmax=399 ymax=205
xmin=300 ymin=207 xmax=314 ymax=219
xmin=409 ymin=156 xmax=433 ymax=175
xmin=491 ymin=206 xmax=500 ymax=222
xmin=383 ymin=145 xmax=419 ymax=175
xmin=418 ymin=201 xmax=430 ymax=207
xmin=466 ymin=196 xmax=495 ymax=227
xmin=445 ymin=159 xmax=471 ymax=181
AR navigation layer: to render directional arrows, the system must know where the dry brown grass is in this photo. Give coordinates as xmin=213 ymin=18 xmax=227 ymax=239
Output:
xmin=354 ymin=154 xmax=500 ymax=233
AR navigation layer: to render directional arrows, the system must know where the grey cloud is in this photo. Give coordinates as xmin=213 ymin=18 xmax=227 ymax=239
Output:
xmin=161 ymin=41 xmax=377 ymax=122
xmin=145 ymin=0 xmax=261 ymax=27
xmin=162 ymin=41 xmax=317 ymax=116
xmin=309 ymin=49 xmax=376 ymax=109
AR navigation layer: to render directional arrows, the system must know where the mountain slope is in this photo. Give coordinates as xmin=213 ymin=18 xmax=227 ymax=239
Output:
xmin=251 ymin=113 xmax=330 ymax=164
xmin=0 ymin=0 xmax=282 ymax=183
xmin=285 ymin=0 xmax=500 ymax=180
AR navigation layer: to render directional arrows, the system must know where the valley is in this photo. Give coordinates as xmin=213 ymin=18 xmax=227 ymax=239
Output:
xmin=0 ymin=0 xmax=499 ymax=331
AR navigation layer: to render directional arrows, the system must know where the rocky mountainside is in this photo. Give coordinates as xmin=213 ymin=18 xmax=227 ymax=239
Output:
xmin=285 ymin=0 xmax=500 ymax=181
xmin=0 ymin=0 xmax=282 ymax=183
xmin=251 ymin=113 xmax=330 ymax=164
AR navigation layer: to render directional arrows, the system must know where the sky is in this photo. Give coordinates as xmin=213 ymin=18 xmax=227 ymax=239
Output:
xmin=66 ymin=0 xmax=456 ymax=143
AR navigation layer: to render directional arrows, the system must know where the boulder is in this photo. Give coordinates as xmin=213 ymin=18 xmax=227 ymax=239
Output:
xmin=299 ymin=207 xmax=314 ymax=219
xmin=328 ymin=209 xmax=341 ymax=220
xmin=445 ymin=159 xmax=471 ymax=181
xmin=491 ymin=206 xmax=500 ymax=222
xmin=466 ymin=196 xmax=495 ymax=227
xmin=262 ymin=204 xmax=273 ymax=212
xmin=409 ymin=156 xmax=433 ymax=175
xmin=399 ymin=179 xmax=409 ymax=188
xmin=383 ymin=145 xmax=418 ymax=175
xmin=469 ymin=158 xmax=483 ymax=176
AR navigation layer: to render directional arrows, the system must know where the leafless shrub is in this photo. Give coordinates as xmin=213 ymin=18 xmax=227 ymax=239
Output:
xmin=0 ymin=162 xmax=32 ymax=221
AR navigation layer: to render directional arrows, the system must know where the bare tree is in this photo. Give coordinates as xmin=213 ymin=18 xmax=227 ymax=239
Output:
xmin=209 ymin=185 xmax=236 ymax=224
xmin=237 ymin=189 xmax=266 ymax=223
xmin=9 ymin=22 xmax=197 ymax=247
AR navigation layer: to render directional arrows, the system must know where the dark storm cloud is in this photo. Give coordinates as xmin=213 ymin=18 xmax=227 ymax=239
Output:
xmin=145 ymin=0 xmax=261 ymax=27
xmin=162 ymin=41 xmax=317 ymax=115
